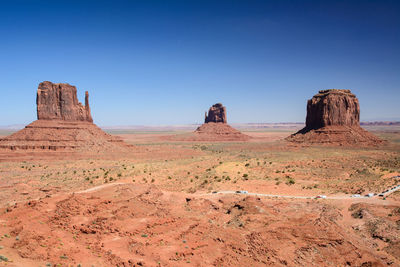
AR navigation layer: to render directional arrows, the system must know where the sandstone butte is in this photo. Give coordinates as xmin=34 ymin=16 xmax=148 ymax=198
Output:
xmin=194 ymin=103 xmax=250 ymax=141
xmin=286 ymin=89 xmax=383 ymax=145
xmin=204 ymin=103 xmax=227 ymax=123
xmin=37 ymin=81 xmax=93 ymax=122
xmin=0 ymin=81 xmax=129 ymax=152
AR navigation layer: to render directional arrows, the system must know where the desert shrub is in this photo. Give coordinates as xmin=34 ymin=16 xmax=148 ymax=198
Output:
xmin=286 ymin=178 xmax=295 ymax=185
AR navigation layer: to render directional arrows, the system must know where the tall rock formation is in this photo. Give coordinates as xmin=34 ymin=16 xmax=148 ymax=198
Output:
xmin=192 ymin=103 xmax=249 ymax=141
xmin=305 ymin=89 xmax=359 ymax=130
xmin=163 ymin=103 xmax=250 ymax=141
xmin=0 ymin=81 xmax=129 ymax=152
xmin=287 ymin=89 xmax=383 ymax=145
xmin=205 ymin=103 xmax=227 ymax=124
xmin=37 ymin=81 xmax=93 ymax=122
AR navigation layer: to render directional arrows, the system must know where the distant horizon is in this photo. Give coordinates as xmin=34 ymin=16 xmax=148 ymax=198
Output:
xmin=1 ymin=120 xmax=400 ymax=130
xmin=1 ymin=0 xmax=399 ymax=125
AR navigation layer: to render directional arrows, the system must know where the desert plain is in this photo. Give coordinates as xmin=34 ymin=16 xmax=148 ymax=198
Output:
xmin=0 ymin=124 xmax=399 ymax=267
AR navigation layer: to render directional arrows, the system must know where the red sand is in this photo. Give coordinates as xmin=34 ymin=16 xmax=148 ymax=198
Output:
xmin=0 ymin=183 xmax=390 ymax=266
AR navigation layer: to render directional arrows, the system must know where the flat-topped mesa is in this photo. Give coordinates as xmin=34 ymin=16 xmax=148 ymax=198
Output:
xmin=305 ymin=89 xmax=359 ymax=130
xmin=37 ymin=81 xmax=93 ymax=122
xmin=205 ymin=103 xmax=227 ymax=124
xmin=286 ymin=89 xmax=383 ymax=146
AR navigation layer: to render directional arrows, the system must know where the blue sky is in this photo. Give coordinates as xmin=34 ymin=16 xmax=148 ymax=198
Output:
xmin=0 ymin=0 xmax=399 ymax=125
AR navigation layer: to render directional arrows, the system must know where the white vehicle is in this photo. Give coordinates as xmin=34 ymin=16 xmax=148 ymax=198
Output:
xmin=351 ymin=194 xmax=361 ymax=198
xmin=365 ymin=193 xmax=374 ymax=197
xmin=315 ymin=195 xmax=326 ymax=199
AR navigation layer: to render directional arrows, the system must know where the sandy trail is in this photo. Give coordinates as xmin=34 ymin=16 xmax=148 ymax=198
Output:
xmin=74 ymin=181 xmax=400 ymax=203
xmin=75 ymin=182 xmax=127 ymax=193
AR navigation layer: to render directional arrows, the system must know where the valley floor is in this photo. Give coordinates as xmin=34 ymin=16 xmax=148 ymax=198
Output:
xmin=0 ymin=127 xmax=399 ymax=266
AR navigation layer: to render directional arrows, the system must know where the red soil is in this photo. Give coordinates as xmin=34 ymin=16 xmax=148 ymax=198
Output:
xmin=0 ymin=184 xmax=389 ymax=266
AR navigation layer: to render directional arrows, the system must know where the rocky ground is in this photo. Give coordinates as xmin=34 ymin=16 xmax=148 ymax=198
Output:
xmin=0 ymin=184 xmax=395 ymax=267
xmin=0 ymin=127 xmax=399 ymax=267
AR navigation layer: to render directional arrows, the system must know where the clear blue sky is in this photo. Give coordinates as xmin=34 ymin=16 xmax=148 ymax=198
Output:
xmin=0 ymin=0 xmax=399 ymax=125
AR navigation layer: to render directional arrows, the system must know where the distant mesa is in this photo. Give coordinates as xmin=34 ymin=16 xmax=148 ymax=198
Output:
xmin=193 ymin=103 xmax=250 ymax=141
xmin=0 ymin=81 xmax=129 ymax=151
xmin=160 ymin=103 xmax=250 ymax=141
xmin=205 ymin=103 xmax=227 ymax=124
xmin=286 ymin=89 xmax=383 ymax=145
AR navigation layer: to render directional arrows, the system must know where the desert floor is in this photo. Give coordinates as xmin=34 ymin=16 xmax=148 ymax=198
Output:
xmin=0 ymin=126 xmax=399 ymax=266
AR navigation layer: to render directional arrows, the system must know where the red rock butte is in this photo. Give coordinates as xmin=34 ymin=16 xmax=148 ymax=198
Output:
xmin=0 ymin=81 xmax=129 ymax=151
xmin=37 ymin=81 xmax=93 ymax=122
xmin=194 ymin=103 xmax=250 ymax=141
xmin=286 ymin=89 xmax=383 ymax=145
xmin=204 ymin=103 xmax=227 ymax=124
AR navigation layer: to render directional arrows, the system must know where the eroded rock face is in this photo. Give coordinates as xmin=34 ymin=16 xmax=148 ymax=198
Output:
xmin=37 ymin=81 xmax=93 ymax=122
xmin=305 ymin=89 xmax=359 ymax=130
xmin=286 ymin=89 xmax=383 ymax=145
xmin=205 ymin=103 xmax=227 ymax=123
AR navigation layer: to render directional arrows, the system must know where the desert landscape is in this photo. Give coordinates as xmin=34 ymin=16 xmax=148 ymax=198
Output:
xmin=0 ymin=84 xmax=399 ymax=267
xmin=1 ymin=1 xmax=399 ymax=266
